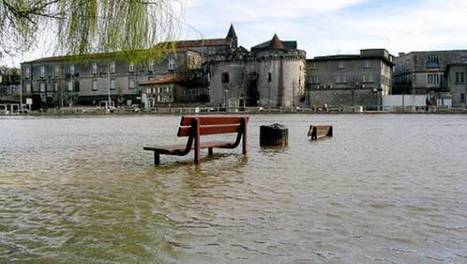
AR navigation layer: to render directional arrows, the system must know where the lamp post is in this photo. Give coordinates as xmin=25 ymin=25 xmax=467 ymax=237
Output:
xmin=108 ymin=70 xmax=111 ymax=109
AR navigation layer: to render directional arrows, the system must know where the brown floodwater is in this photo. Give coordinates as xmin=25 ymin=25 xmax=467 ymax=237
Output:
xmin=0 ymin=114 xmax=466 ymax=263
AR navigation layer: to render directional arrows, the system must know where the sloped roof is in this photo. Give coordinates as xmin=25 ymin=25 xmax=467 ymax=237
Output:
xmin=271 ymin=34 xmax=285 ymax=49
xmin=139 ymin=75 xmax=184 ymax=86
xmin=226 ymin=24 xmax=238 ymax=40
xmin=22 ymin=48 xmax=199 ymax=64
xmin=251 ymin=34 xmax=298 ymax=52
xmin=165 ymin=38 xmax=232 ymax=49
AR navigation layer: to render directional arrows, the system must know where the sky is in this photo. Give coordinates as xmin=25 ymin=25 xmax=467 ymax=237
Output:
xmin=2 ymin=0 xmax=467 ymax=67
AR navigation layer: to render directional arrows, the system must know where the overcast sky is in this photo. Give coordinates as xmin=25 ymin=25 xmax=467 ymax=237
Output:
xmin=2 ymin=0 xmax=467 ymax=67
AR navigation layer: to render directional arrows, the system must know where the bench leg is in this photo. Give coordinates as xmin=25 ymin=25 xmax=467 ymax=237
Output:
xmin=242 ymin=118 xmax=247 ymax=156
xmin=208 ymin=148 xmax=213 ymax=156
xmin=154 ymin=152 xmax=160 ymax=166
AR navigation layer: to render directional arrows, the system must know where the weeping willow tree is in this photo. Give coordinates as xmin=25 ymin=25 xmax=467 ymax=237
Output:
xmin=0 ymin=0 xmax=182 ymax=62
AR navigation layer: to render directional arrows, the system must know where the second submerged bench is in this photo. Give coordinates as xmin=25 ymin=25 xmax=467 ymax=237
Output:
xmin=144 ymin=115 xmax=249 ymax=165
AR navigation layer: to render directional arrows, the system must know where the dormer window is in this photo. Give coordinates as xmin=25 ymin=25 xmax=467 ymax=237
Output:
xmin=129 ymin=63 xmax=135 ymax=73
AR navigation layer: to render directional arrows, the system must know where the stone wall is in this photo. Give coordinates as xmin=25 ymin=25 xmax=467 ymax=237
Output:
xmin=208 ymin=51 xmax=305 ymax=108
xmin=309 ymin=88 xmax=380 ymax=107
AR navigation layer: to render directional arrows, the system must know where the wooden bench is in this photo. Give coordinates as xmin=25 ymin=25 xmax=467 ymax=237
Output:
xmin=308 ymin=125 xmax=333 ymax=140
xmin=144 ymin=115 xmax=249 ymax=165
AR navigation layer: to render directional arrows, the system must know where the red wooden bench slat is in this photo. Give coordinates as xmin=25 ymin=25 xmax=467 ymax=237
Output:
xmin=178 ymin=124 xmax=241 ymax=137
xmin=180 ymin=116 xmax=243 ymax=126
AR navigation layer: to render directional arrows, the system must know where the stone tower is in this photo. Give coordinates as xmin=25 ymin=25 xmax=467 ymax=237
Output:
xmin=208 ymin=33 xmax=306 ymax=108
xmin=226 ymin=24 xmax=238 ymax=49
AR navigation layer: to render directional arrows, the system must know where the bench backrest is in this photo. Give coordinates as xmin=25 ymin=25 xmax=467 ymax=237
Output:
xmin=177 ymin=115 xmax=248 ymax=137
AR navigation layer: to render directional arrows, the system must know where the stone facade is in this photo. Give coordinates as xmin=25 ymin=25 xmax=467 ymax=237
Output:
xmin=306 ymin=49 xmax=394 ymax=108
xmin=445 ymin=64 xmax=467 ymax=107
xmin=393 ymin=50 xmax=467 ymax=95
xmin=208 ymin=34 xmax=306 ymax=108
xmin=20 ymin=49 xmax=203 ymax=109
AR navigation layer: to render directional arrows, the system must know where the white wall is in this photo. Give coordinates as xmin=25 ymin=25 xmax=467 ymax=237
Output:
xmin=383 ymin=95 xmax=427 ymax=107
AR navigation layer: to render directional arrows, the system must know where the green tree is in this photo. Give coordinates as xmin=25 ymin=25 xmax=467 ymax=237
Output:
xmin=0 ymin=0 xmax=181 ymax=61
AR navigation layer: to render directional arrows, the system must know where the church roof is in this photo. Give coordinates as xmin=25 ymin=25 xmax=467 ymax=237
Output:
xmin=226 ymin=24 xmax=238 ymax=40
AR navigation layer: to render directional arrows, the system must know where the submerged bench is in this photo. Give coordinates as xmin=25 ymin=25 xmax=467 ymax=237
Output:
xmin=144 ymin=115 xmax=249 ymax=165
xmin=308 ymin=125 xmax=333 ymax=140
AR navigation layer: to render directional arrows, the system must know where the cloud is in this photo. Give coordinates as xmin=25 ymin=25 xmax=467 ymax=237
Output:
xmin=181 ymin=0 xmax=467 ymax=58
xmin=2 ymin=0 xmax=467 ymax=66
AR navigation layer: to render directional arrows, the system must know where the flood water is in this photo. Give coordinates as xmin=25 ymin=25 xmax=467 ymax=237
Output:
xmin=0 ymin=114 xmax=466 ymax=263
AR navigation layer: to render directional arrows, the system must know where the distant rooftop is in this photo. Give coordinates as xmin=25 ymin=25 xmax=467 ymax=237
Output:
xmin=251 ymin=34 xmax=298 ymax=52
xmin=310 ymin=49 xmax=394 ymax=65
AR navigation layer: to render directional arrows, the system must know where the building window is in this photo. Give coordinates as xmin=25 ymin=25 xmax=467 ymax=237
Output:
xmin=25 ymin=67 xmax=31 ymax=78
xmin=92 ymin=79 xmax=98 ymax=91
xmin=67 ymin=81 xmax=73 ymax=92
xmin=54 ymin=83 xmax=59 ymax=92
xmin=310 ymin=62 xmax=317 ymax=69
xmin=129 ymin=78 xmax=135 ymax=89
xmin=427 ymin=74 xmax=441 ymax=85
xmin=148 ymin=61 xmax=154 ymax=72
xmin=70 ymin=64 xmax=75 ymax=74
xmin=363 ymin=60 xmax=370 ymax=68
xmin=338 ymin=61 xmax=344 ymax=69
xmin=426 ymin=55 xmax=440 ymax=68
xmin=129 ymin=63 xmax=135 ymax=73
xmin=461 ymin=93 xmax=466 ymax=103
xmin=310 ymin=76 xmax=320 ymax=84
xmin=335 ymin=75 xmax=347 ymax=83
xmin=40 ymin=66 xmax=45 ymax=77
xmin=168 ymin=57 xmax=176 ymax=71
xmin=26 ymin=83 xmax=31 ymax=92
xmin=222 ymin=72 xmax=229 ymax=84
xmin=92 ymin=63 xmax=98 ymax=75
xmin=40 ymin=82 xmax=46 ymax=92
xmin=110 ymin=62 xmax=116 ymax=73
xmin=268 ymin=73 xmax=272 ymax=82
xmin=55 ymin=66 xmax=60 ymax=76
xmin=455 ymin=72 xmax=465 ymax=84
xmin=110 ymin=79 xmax=116 ymax=90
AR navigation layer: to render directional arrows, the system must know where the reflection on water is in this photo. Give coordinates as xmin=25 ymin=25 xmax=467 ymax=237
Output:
xmin=1 ymin=114 xmax=467 ymax=263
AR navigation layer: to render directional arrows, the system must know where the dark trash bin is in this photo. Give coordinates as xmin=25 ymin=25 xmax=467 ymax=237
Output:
xmin=260 ymin=123 xmax=288 ymax=147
